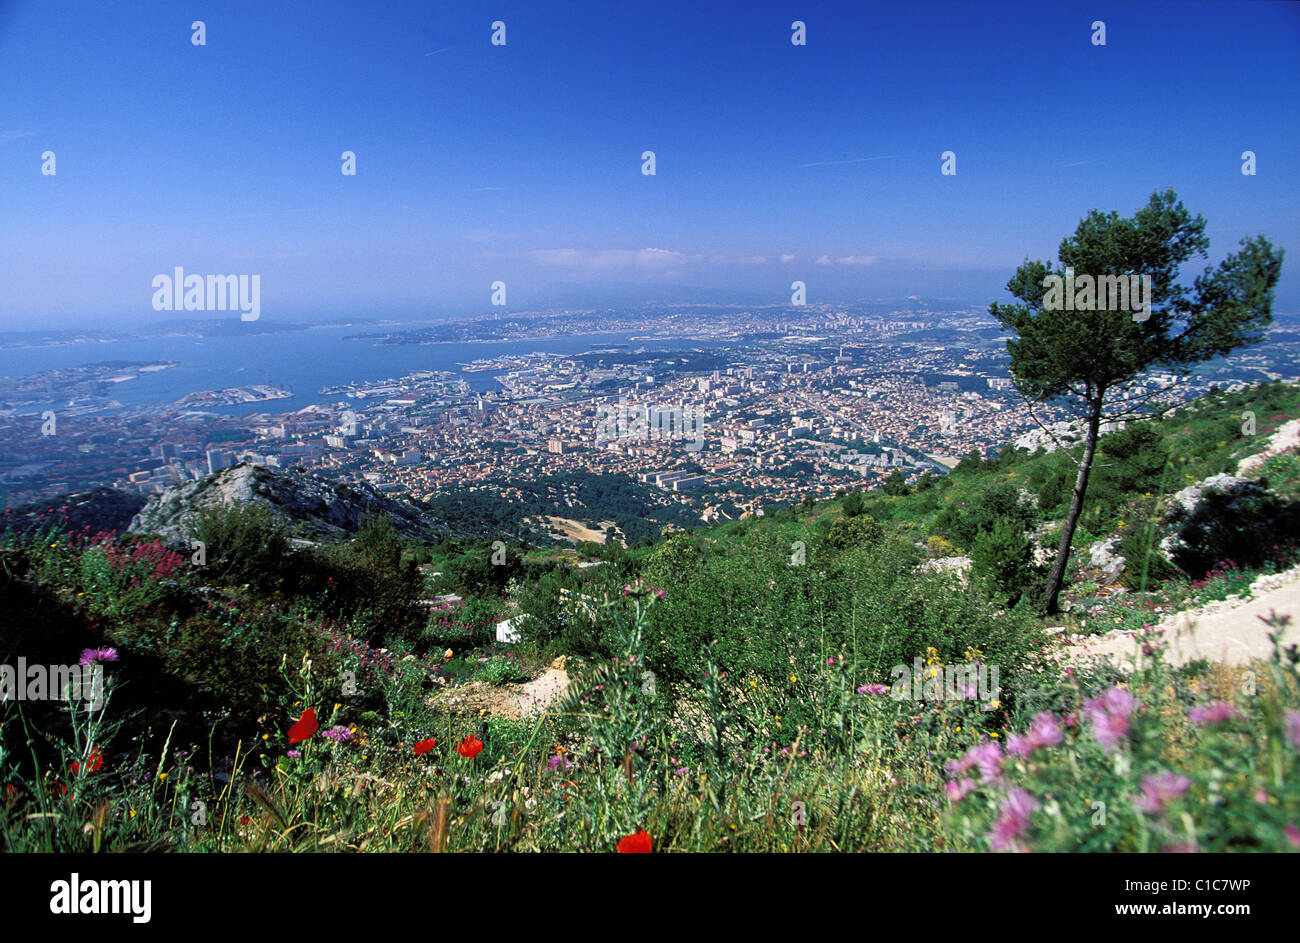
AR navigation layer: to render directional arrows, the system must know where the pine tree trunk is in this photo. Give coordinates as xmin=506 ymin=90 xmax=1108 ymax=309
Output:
xmin=1042 ymin=400 xmax=1104 ymax=615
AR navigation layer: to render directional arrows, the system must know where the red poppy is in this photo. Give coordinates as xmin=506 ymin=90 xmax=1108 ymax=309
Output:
xmin=456 ymin=735 xmax=483 ymax=759
xmin=70 ymin=747 xmax=103 ymax=774
xmin=3 ymin=784 xmax=18 ymax=807
xmin=414 ymin=738 xmax=437 ymax=755
xmin=288 ymin=707 xmax=319 ymax=744
xmin=617 ymin=829 xmax=653 ymax=853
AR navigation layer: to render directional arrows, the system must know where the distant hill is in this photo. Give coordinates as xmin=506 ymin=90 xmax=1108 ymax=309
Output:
xmin=126 ymin=461 xmax=455 ymax=543
xmin=3 ymin=486 xmax=146 ymax=537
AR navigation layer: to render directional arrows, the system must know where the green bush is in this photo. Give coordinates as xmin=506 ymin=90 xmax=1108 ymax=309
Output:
xmin=826 ymin=514 xmax=883 ymax=551
xmin=187 ymin=502 xmax=291 ymax=590
xmin=969 ymin=517 xmax=1038 ymax=607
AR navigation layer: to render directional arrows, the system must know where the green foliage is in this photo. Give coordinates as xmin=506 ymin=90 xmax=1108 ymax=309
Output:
xmin=187 ymin=502 xmax=291 ymax=590
xmin=1165 ymin=482 xmax=1300 ymax=578
xmin=472 ymin=655 xmax=527 ymax=685
xmin=968 ymin=517 xmax=1039 ymax=607
xmin=825 ymin=514 xmax=883 ymax=551
xmin=882 ymin=471 xmax=910 ymax=497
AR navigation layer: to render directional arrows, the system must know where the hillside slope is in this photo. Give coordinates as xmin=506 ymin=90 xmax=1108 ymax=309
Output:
xmin=127 ymin=461 xmax=454 ymax=542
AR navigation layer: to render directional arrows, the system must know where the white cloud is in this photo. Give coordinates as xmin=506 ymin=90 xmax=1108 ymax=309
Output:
xmin=815 ymin=255 xmax=832 ymax=265
xmin=835 ymin=255 xmax=877 ymax=266
xmin=526 ymin=247 xmax=687 ymax=269
xmin=780 ymin=254 xmax=796 ymax=264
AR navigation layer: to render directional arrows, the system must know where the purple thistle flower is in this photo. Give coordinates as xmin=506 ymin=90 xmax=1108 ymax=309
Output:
xmin=1188 ymin=701 xmax=1242 ymax=727
xmin=1133 ymin=770 xmax=1191 ymax=816
xmin=857 ymin=683 xmax=889 ymax=695
xmin=973 ymin=741 xmax=1003 ymax=783
xmin=947 ymin=740 xmax=1002 ymax=783
xmin=321 ymin=725 xmax=354 ymax=744
xmin=1082 ymin=687 xmax=1137 ymax=752
xmin=945 ymin=778 xmax=976 ymax=802
xmin=1286 ymin=711 xmax=1300 ymax=749
xmin=988 ymin=788 xmax=1039 ymax=852
xmin=1007 ymin=712 xmax=1064 ymax=757
xmin=78 ymin=647 xmax=118 ymax=666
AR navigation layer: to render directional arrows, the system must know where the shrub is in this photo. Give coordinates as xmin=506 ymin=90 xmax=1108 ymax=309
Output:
xmin=826 ymin=515 xmax=883 ymax=551
xmin=187 ymin=502 xmax=291 ymax=590
xmin=969 ymin=517 xmax=1037 ymax=607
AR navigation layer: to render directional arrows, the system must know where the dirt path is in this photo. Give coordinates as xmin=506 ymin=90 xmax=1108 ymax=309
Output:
xmin=513 ymin=667 xmax=571 ymax=716
xmin=1070 ymin=566 xmax=1300 ymax=668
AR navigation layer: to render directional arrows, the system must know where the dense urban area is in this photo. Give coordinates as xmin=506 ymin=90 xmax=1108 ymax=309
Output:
xmin=3 ymin=301 xmax=1298 ymax=540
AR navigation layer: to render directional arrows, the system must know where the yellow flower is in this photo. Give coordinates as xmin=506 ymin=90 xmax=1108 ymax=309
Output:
xmin=128 ymin=810 xmax=136 ymax=818
xmin=990 ymin=732 xmax=999 ymax=738
xmin=789 ymin=675 xmax=798 ymax=683
xmin=158 ymin=772 xmax=167 ymax=780
xmin=261 ymin=733 xmax=269 ymax=741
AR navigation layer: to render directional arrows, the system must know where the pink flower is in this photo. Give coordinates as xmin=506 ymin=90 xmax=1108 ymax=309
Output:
xmin=78 ymin=647 xmax=119 ymax=666
xmin=947 ymin=741 xmax=1002 ymax=783
xmin=857 ymin=683 xmax=888 ymax=695
xmin=1082 ymin=687 xmax=1137 ymax=752
xmin=1285 ymin=824 xmax=1300 ymax=849
xmin=1133 ymin=770 xmax=1191 ymax=816
xmin=1283 ymin=711 xmax=1300 ymax=748
xmin=988 ymin=788 xmax=1039 ymax=851
xmin=945 ymin=778 xmax=976 ymax=802
xmin=1189 ymin=701 xmax=1242 ymax=727
xmin=1007 ymin=712 xmax=1064 ymax=757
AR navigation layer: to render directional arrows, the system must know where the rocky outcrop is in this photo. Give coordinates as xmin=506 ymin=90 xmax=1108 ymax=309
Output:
xmin=127 ymin=461 xmax=451 ymax=542
xmin=1087 ymin=536 xmax=1126 ymax=582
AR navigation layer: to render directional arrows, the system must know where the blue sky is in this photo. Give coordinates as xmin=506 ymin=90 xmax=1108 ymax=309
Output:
xmin=1 ymin=0 xmax=1297 ymax=328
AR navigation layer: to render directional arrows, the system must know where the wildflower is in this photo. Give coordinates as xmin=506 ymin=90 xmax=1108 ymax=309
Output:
xmin=1285 ymin=711 xmax=1300 ymax=748
xmin=948 ymin=741 xmax=1002 ymax=783
xmin=1082 ymin=687 xmax=1137 ymax=752
xmin=70 ymin=747 xmax=104 ymax=774
xmin=547 ymin=755 xmax=572 ymax=773
xmin=945 ymin=778 xmax=976 ymax=802
xmin=457 ymin=735 xmax=484 ymax=759
xmin=857 ymin=683 xmax=888 ymax=695
xmin=1133 ymin=771 xmax=1191 ymax=816
xmin=322 ymin=725 xmax=354 ymax=744
xmin=286 ymin=750 xmax=302 ymax=759
xmin=414 ymin=738 xmax=437 ymax=756
xmin=77 ymin=647 xmax=118 ymax=666
xmin=988 ymin=788 xmax=1039 ymax=852
xmin=288 ymin=707 xmax=319 ymax=744
xmin=1286 ymin=825 xmax=1300 ymax=849
xmin=1006 ymin=712 xmax=1064 ymax=757
xmin=617 ymin=829 xmax=653 ymax=853
xmin=1189 ymin=701 xmax=1242 ymax=727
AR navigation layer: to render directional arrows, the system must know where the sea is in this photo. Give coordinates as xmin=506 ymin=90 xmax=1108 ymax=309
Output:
xmin=0 ymin=325 xmax=729 ymax=416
